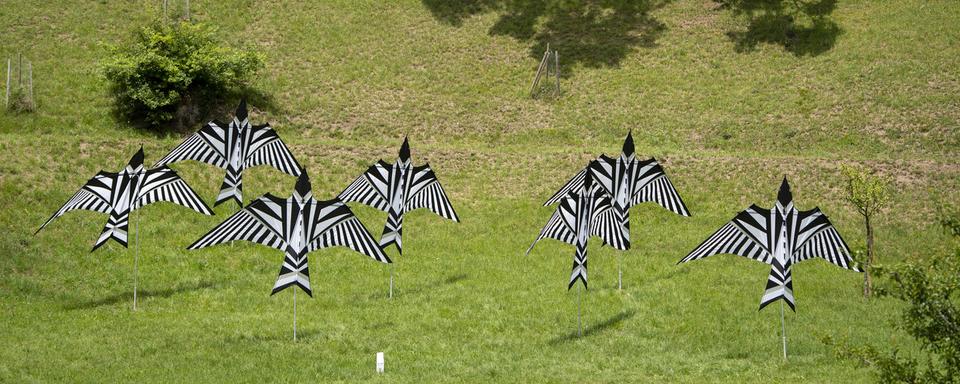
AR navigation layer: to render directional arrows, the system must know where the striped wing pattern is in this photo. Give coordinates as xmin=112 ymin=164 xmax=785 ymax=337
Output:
xmin=157 ymin=118 xmax=302 ymax=207
xmin=405 ymin=164 xmax=459 ymax=222
xmin=544 ymin=167 xmax=586 ymax=206
xmin=135 ymin=168 xmax=214 ymax=215
xmin=631 ymin=160 xmax=690 ymax=217
xmin=153 ymin=122 xmax=227 ymax=168
xmin=243 ymin=124 xmax=302 ymax=177
xmin=793 ymin=208 xmax=859 ymax=271
xmin=527 ymin=195 xmax=578 ymax=254
xmin=308 ymin=202 xmax=391 ymax=263
xmin=681 ymin=198 xmax=858 ymax=311
xmin=190 ymin=191 xmax=389 ymax=297
xmin=37 ymin=171 xmax=116 ymax=233
xmin=529 ymin=184 xmax=619 ymax=290
xmin=188 ymin=196 xmax=286 ymax=251
xmin=680 ymin=222 xmax=768 ymax=264
xmin=341 ymin=155 xmax=459 ymax=255
xmin=338 ymin=160 xmax=392 ymax=212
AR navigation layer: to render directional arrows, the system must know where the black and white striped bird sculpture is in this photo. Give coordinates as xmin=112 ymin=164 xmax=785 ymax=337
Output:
xmin=678 ymin=177 xmax=860 ymax=358
xmin=527 ymin=162 xmax=627 ymax=336
xmin=36 ymin=146 xmax=214 ymax=309
xmin=546 ymin=132 xmax=690 ymax=288
xmin=338 ymin=137 xmax=459 ymax=297
xmin=189 ymin=172 xmax=390 ymax=340
xmin=155 ymin=100 xmax=302 ymax=207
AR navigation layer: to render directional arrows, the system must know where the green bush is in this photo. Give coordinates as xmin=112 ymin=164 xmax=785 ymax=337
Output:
xmin=102 ymin=21 xmax=263 ymax=129
xmin=829 ymin=211 xmax=960 ymax=383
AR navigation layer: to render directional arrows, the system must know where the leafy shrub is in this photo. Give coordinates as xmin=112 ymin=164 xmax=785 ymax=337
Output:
xmin=829 ymin=213 xmax=960 ymax=383
xmin=102 ymin=21 xmax=263 ymax=129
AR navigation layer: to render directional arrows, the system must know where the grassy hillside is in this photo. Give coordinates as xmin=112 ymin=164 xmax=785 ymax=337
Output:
xmin=1 ymin=0 xmax=958 ymax=382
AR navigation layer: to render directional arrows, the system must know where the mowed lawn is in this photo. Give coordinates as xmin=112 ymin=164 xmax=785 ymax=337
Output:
xmin=1 ymin=0 xmax=958 ymax=382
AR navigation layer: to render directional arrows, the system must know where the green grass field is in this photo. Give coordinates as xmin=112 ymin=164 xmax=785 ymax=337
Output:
xmin=1 ymin=0 xmax=958 ymax=382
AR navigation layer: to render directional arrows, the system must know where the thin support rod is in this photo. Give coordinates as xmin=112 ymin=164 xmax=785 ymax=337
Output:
xmin=133 ymin=209 xmax=140 ymax=311
xmin=26 ymin=61 xmax=32 ymax=107
xmin=5 ymin=59 xmax=10 ymax=108
xmin=554 ymin=50 xmax=560 ymax=96
xmin=293 ymin=288 xmax=298 ymax=341
xmin=389 ymin=263 xmax=394 ymax=299
xmin=780 ymin=300 xmax=787 ymax=359
xmin=577 ymin=284 xmax=582 ymax=337
xmin=530 ymin=44 xmax=550 ymax=96
xmin=618 ymin=253 xmax=623 ymax=291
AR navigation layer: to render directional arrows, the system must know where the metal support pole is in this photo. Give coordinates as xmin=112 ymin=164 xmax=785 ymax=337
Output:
xmin=577 ymin=284 xmax=583 ymax=337
xmin=185 ymin=0 xmax=190 ymax=20
xmin=780 ymin=300 xmax=787 ymax=359
xmin=26 ymin=61 xmax=32 ymax=108
xmin=530 ymin=43 xmax=549 ymax=97
xmin=293 ymin=288 xmax=298 ymax=341
xmin=554 ymin=50 xmax=560 ymax=96
xmin=389 ymin=264 xmax=394 ymax=299
xmin=133 ymin=210 xmax=140 ymax=311
xmin=5 ymin=59 xmax=10 ymax=109
xmin=618 ymin=253 xmax=623 ymax=290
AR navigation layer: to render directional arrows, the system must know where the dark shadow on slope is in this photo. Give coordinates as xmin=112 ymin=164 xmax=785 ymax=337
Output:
xmin=64 ymin=281 xmax=216 ymax=310
xmin=115 ymin=86 xmax=284 ymax=137
xmin=421 ymin=0 xmax=671 ymax=75
xmin=549 ymin=309 xmax=636 ymax=344
xmin=718 ymin=0 xmax=841 ymax=56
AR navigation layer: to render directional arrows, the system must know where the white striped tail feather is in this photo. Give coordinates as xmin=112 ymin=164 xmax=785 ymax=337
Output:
xmin=92 ymin=213 xmax=129 ymax=251
xmin=272 ymin=252 xmax=311 ymax=296
xmin=216 ymin=167 xmax=243 ymax=206
xmin=759 ymin=261 xmax=795 ymax=311
xmin=379 ymin=211 xmax=403 ymax=254
xmin=569 ymin=250 xmax=588 ymax=289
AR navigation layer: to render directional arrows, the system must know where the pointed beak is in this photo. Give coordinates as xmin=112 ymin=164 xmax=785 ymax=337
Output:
xmin=622 ymin=131 xmax=635 ymax=157
xmin=399 ymin=137 xmax=410 ymax=161
xmin=236 ymin=99 xmax=248 ymax=121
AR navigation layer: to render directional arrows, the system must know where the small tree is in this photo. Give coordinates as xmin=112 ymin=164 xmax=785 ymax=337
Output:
xmin=102 ymin=21 xmax=263 ymax=130
xmin=841 ymin=165 xmax=891 ymax=298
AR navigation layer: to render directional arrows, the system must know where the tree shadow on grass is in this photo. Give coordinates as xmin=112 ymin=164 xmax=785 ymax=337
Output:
xmin=718 ymin=0 xmax=841 ymax=56
xmin=548 ymin=309 xmax=636 ymax=345
xmin=63 ymin=281 xmax=216 ymax=310
xmin=421 ymin=0 xmax=671 ymax=76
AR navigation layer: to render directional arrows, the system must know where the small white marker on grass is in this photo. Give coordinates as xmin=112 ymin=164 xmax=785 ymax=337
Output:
xmin=376 ymin=352 xmax=384 ymax=373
